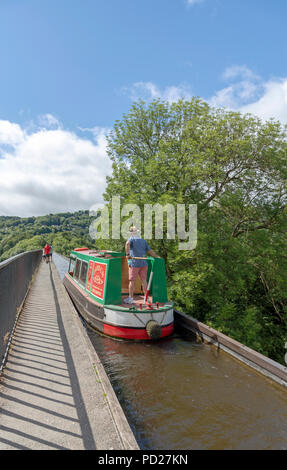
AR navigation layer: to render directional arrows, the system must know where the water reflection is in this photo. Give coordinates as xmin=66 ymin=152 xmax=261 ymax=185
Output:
xmin=87 ymin=329 xmax=287 ymax=450
xmin=53 ymin=254 xmax=287 ymax=450
xmin=53 ymin=252 xmax=69 ymax=280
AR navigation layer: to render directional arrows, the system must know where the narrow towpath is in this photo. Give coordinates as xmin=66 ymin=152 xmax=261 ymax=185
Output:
xmin=0 ymin=261 xmax=128 ymax=450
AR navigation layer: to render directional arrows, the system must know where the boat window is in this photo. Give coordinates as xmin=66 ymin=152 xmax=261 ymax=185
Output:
xmin=74 ymin=259 xmax=81 ymax=280
xmin=79 ymin=261 xmax=88 ymax=286
xmin=69 ymin=257 xmax=76 ymax=275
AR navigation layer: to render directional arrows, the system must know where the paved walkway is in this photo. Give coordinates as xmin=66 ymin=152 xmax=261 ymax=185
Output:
xmin=0 ymin=261 xmax=138 ymax=450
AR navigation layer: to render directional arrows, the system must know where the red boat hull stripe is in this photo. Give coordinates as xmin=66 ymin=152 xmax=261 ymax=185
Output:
xmin=104 ymin=323 xmax=174 ymax=340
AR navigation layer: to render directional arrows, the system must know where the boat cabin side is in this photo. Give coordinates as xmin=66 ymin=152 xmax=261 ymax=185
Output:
xmin=67 ymin=248 xmax=169 ymax=306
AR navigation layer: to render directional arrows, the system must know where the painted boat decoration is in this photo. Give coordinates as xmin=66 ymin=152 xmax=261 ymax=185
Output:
xmin=63 ymin=248 xmax=174 ymax=340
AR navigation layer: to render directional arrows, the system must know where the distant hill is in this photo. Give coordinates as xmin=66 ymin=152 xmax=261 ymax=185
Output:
xmin=0 ymin=210 xmax=98 ymax=261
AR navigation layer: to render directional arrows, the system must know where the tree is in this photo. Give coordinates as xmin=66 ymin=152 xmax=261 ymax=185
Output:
xmin=104 ymin=98 xmax=287 ymax=363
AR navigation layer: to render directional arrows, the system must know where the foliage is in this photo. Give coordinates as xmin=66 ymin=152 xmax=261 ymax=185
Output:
xmin=104 ymin=98 xmax=287 ymax=364
xmin=1 ymin=98 xmax=287 ymax=365
xmin=0 ymin=211 xmax=97 ymax=261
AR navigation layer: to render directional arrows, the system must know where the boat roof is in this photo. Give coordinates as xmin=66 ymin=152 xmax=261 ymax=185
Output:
xmin=71 ymin=248 xmax=125 ymax=259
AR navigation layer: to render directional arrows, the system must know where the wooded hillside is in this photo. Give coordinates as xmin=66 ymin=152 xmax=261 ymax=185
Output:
xmin=0 ymin=211 xmax=96 ymax=261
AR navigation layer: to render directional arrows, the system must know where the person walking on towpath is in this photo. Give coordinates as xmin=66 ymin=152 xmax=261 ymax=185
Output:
xmin=43 ymin=243 xmax=51 ymax=263
xmin=124 ymin=226 xmax=159 ymax=304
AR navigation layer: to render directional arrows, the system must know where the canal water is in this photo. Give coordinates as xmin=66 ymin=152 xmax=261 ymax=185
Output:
xmin=53 ymin=253 xmax=287 ymax=450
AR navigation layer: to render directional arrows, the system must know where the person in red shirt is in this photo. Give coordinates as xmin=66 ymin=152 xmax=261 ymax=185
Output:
xmin=43 ymin=243 xmax=51 ymax=263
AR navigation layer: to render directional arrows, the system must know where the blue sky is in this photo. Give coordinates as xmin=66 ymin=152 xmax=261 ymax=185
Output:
xmin=0 ymin=0 xmax=287 ymax=216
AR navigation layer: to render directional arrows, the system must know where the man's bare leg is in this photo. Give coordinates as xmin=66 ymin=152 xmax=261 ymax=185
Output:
xmin=141 ymin=279 xmax=147 ymax=297
xmin=129 ymin=279 xmax=136 ymax=299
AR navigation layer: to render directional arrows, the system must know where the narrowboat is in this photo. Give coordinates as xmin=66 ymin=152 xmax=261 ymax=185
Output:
xmin=63 ymin=248 xmax=174 ymax=341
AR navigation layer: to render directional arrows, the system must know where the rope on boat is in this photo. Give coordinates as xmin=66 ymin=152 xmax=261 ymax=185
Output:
xmin=131 ymin=312 xmax=146 ymax=327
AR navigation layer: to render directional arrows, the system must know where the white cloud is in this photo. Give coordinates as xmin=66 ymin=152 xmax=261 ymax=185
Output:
xmin=209 ymin=65 xmax=287 ymax=124
xmin=78 ymin=125 xmax=111 ymax=142
xmin=126 ymin=81 xmax=193 ymax=103
xmin=239 ymin=79 xmax=287 ymax=123
xmin=126 ymin=68 xmax=287 ymax=124
xmin=209 ymin=81 xmax=262 ymax=109
xmin=0 ymin=120 xmax=25 ymax=147
xmin=222 ymin=65 xmax=260 ymax=82
xmin=38 ymin=113 xmax=61 ymax=129
xmin=209 ymin=65 xmax=262 ymax=109
xmin=0 ymin=122 xmax=112 ymax=217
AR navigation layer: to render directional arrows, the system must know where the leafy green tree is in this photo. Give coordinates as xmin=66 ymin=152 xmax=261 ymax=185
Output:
xmin=104 ymin=98 xmax=287 ymax=363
